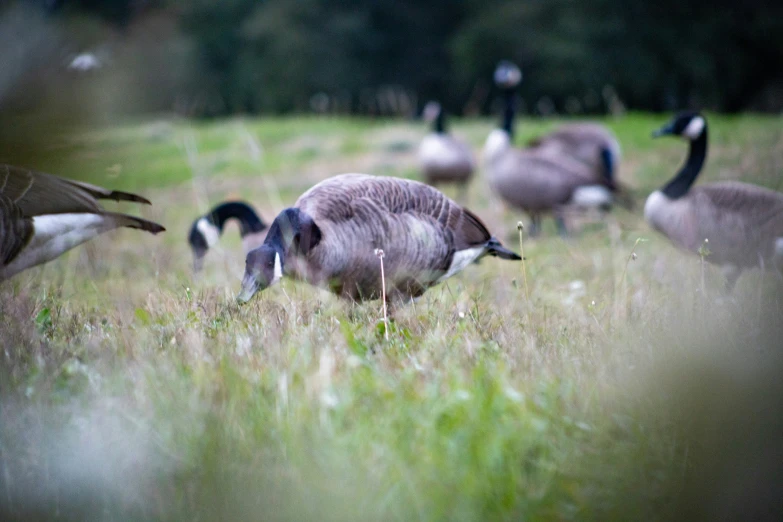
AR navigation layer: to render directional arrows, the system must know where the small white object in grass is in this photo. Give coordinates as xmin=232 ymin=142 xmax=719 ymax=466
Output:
xmin=346 ymin=355 xmax=362 ymax=368
xmin=458 ymin=311 xmax=465 ymax=319
xmin=504 ymin=387 xmax=524 ymax=403
xmin=631 ymin=253 xmax=637 ymax=261
xmin=455 ymin=390 xmax=471 ymax=401
xmin=591 ymin=300 xmax=596 ymax=306
xmin=320 ymin=390 xmax=339 ymax=409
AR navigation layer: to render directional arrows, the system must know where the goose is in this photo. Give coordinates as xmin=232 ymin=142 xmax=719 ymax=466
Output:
xmin=236 ymin=173 xmax=521 ymax=304
xmin=527 ymin=123 xmax=634 ymax=208
xmin=188 ymin=201 xmax=267 ymax=272
xmin=0 ymin=164 xmax=165 ymax=282
xmin=418 ymin=101 xmax=475 ymax=200
xmin=483 ymin=61 xmax=615 ymax=236
xmin=645 ymin=112 xmax=783 ymax=289
xmin=528 ymin=123 xmax=621 ymax=186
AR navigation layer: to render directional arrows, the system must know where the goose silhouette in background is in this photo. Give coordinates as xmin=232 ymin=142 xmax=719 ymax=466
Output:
xmin=188 ymin=201 xmax=267 ymax=272
xmin=483 ymin=61 xmax=617 ymax=236
xmin=418 ymin=101 xmax=476 ymax=201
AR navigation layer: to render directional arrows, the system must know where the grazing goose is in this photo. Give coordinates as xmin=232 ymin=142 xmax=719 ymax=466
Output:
xmin=483 ymin=61 xmax=614 ymax=236
xmin=418 ymin=101 xmax=476 ymax=200
xmin=528 ymin=123 xmax=621 ymax=185
xmin=0 ymin=164 xmax=165 ymax=281
xmin=236 ymin=173 xmax=521 ymax=304
xmin=645 ymin=112 xmax=783 ymax=289
xmin=188 ymin=201 xmax=267 ymax=272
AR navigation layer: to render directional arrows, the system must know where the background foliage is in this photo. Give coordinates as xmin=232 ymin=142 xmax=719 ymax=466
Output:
xmin=7 ymin=0 xmax=783 ymax=117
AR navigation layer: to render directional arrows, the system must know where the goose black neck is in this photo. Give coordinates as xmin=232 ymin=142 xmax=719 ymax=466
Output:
xmin=662 ymin=129 xmax=708 ymax=199
xmin=262 ymin=207 xmax=303 ymax=254
xmin=209 ymin=202 xmax=266 ymax=236
xmin=501 ymin=88 xmax=516 ymax=139
xmin=433 ymin=109 xmax=446 ymax=134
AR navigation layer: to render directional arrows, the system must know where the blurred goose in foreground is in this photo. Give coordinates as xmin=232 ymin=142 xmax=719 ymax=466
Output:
xmin=236 ymin=173 xmax=521 ymax=305
xmin=646 ymin=112 xmax=783 ymax=289
xmin=483 ymin=61 xmax=615 ymax=236
xmin=418 ymin=101 xmax=475 ymax=200
xmin=188 ymin=201 xmax=267 ymax=272
xmin=0 ymin=164 xmax=165 ymax=281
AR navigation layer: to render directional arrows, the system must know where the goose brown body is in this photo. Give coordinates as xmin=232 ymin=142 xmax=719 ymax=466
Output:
xmin=238 ymin=173 xmax=520 ymax=303
xmin=418 ymin=102 xmax=475 ymax=189
xmin=485 ymin=134 xmax=606 ymax=214
xmin=0 ymin=164 xmax=165 ymax=281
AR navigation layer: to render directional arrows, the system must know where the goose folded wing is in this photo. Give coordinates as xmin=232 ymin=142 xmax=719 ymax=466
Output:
xmin=0 ymin=195 xmax=34 ymax=265
xmin=355 ymin=178 xmax=492 ymax=249
xmin=0 ymin=165 xmax=150 ymax=216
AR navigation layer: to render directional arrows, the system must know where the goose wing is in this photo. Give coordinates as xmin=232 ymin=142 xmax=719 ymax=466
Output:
xmin=0 ymin=164 xmax=151 ymax=217
xmin=690 ymin=182 xmax=783 ymax=264
xmin=0 ymin=195 xmax=34 ymax=265
xmin=297 ymin=174 xmax=491 ymax=249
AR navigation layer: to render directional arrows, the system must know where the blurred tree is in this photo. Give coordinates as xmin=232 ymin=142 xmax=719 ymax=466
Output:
xmin=14 ymin=0 xmax=783 ymax=115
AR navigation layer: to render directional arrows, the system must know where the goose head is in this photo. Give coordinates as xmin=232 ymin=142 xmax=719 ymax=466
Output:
xmin=188 ymin=217 xmax=219 ymax=272
xmin=237 ymin=207 xmax=321 ymax=303
xmin=493 ymin=60 xmax=522 ymax=90
xmin=237 ymin=244 xmax=283 ymax=302
xmin=652 ymin=111 xmax=706 ymax=141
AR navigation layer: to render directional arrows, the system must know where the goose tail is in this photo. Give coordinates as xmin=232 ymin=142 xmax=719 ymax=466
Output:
xmin=105 ymin=212 xmax=166 ymax=234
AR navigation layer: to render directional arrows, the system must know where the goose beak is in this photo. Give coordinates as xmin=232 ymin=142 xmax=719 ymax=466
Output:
xmin=652 ymin=122 xmax=675 ymax=138
xmin=236 ymin=274 xmax=260 ymax=303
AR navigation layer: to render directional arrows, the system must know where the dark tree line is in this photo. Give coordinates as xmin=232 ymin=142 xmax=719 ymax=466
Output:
xmin=20 ymin=0 xmax=783 ymax=115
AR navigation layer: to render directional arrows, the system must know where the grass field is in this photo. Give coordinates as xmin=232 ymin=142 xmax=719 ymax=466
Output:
xmin=1 ymin=113 xmax=783 ymax=521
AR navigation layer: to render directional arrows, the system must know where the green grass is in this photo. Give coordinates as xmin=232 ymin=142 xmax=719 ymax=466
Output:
xmin=1 ymin=113 xmax=783 ymax=521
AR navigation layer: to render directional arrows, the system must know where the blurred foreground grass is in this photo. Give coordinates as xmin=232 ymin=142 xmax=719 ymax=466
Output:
xmin=1 ymin=113 xmax=783 ymax=521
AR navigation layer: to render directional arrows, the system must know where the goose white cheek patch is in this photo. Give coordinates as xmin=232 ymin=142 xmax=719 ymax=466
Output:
xmin=272 ymin=252 xmax=283 ymax=284
xmin=683 ymin=116 xmax=705 ymax=140
xmin=196 ymin=218 xmax=220 ymax=248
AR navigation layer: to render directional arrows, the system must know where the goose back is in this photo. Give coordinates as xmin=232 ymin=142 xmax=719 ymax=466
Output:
xmin=418 ymin=134 xmax=475 ymax=184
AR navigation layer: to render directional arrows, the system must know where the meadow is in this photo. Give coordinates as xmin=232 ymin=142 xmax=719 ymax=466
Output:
xmin=1 ymin=113 xmax=783 ymax=521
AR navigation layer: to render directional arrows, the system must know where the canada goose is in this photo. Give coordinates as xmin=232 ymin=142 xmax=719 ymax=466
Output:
xmin=418 ymin=101 xmax=475 ymax=200
xmin=483 ymin=61 xmax=614 ymax=236
xmin=528 ymin=123 xmax=621 ymax=185
xmin=645 ymin=112 xmax=783 ymax=289
xmin=0 ymin=164 xmax=165 ymax=281
xmin=527 ymin=123 xmax=634 ymax=209
xmin=188 ymin=201 xmax=267 ymax=272
xmin=236 ymin=173 xmax=521 ymax=304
